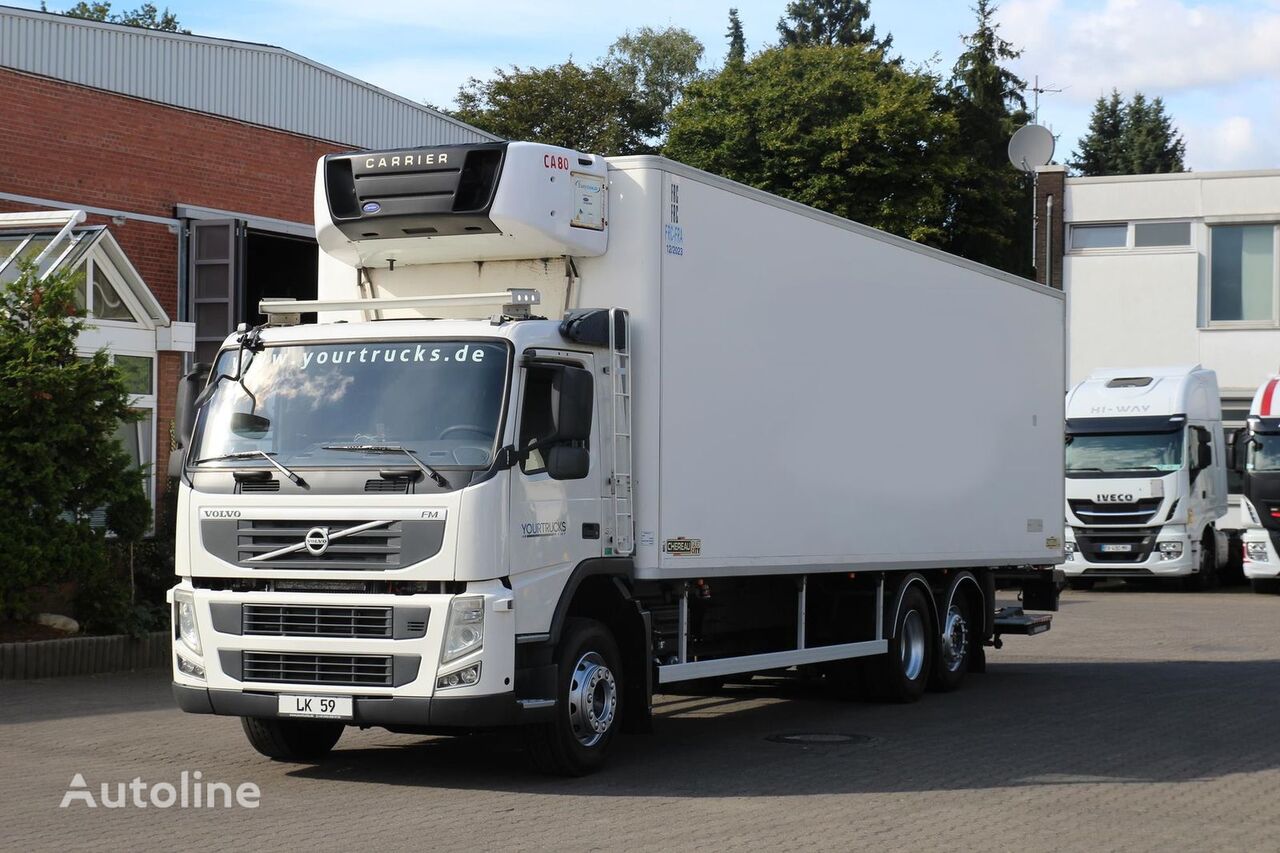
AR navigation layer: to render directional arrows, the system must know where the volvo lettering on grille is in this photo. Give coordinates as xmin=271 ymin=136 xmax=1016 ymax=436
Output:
xmin=304 ymin=527 xmax=330 ymax=556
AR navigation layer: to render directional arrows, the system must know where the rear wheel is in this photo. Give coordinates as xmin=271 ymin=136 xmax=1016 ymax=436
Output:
xmin=928 ymin=592 xmax=975 ymax=693
xmin=865 ymin=585 xmax=933 ymax=703
xmin=524 ymin=618 xmax=622 ymax=776
xmin=1251 ymin=578 xmax=1280 ymax=595
xmin=241 ymin=717 xmax=344 ymax=761
xmin=1067 ymin=578 xmax=1095 ymax=591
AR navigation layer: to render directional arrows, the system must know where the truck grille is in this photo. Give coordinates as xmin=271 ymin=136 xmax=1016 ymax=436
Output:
xmin=1069 ymin=498 xmax=1163 ymax=525
xmin=237 ymin=520 xmax=401 ymax=570
xmin=1076 ymin=528 xmax=1158 ymax=563
xmin=242 ymin=652 xmax=392 ymax=686
xmin=242 ymin=605 xmax=392 ymax=639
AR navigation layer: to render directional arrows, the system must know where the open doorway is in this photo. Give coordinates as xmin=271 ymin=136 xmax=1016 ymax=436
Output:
xmin=243 ymin=229 xmax=317 ymax=326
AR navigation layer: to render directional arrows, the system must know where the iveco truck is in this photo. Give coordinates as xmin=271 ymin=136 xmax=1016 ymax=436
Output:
xmin=1064 ymin=365 xmax=1229 ymax=590
xmin=168 ymin=141 xmax=1064 ymax=774
xmin=1232 ymin=375 xmax=1280 ymax=594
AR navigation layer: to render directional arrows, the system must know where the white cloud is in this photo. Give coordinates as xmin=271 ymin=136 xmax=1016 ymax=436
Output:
xmin=1181 ymin=114 xmax=1279 ymax=170
xmin=999 ymin=0 xmax=1280 ymax=99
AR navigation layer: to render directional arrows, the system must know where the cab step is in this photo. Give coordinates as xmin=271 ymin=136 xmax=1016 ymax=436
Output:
xmin=993 ymin=606 xmax=1053 ymax=637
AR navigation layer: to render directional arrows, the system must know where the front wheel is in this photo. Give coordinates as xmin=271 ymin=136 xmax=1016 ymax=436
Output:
xmin=1183 ymin=543 xmax=1219 ymax=591
xmin=523 ymin=618 xmax=622 ymax=776
xmin=864 ymin=585 xmax=933 ymax=703
xmin=241 ymin=717 xmax=344 ymax=761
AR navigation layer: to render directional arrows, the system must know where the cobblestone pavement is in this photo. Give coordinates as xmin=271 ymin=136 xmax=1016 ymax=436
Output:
xmin=2 ymin=586 xmax=1279 ymax=852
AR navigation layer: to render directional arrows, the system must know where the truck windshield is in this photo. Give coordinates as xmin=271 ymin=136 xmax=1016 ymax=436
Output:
xmin=1248 ymin=434 xmax=1280 ymax=472
xmin=190 ymin=340 xmax=509 ymax=471
xmin=1065 ymin=431 xmax=1184 ymax=474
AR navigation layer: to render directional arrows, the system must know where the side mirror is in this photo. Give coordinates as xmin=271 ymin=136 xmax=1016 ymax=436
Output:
xmin=1191 ymin=428 xmax=1211 ymax=473
xmin=1228 ymin=427 xmax=1248 ymax=473
xmin=174 ymin=362 xmax=211 ymax=450
xmin=549 ymin=365 xmax=593 ymax=442
xmin=230 ymin=412 xmax=271 ymax=438
xmin=545 ymin=445 xmax=589 ymax=480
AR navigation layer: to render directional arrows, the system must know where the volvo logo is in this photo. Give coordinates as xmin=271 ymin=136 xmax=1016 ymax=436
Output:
xmin=304 ymin=527 xmax=330 ymax=556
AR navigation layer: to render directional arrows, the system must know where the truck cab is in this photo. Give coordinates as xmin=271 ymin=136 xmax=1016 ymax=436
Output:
xmin=1064 ymin=366 xmax=1229 ymax=589
xmin=1231 ymin=375 xmax=1280 ymax=594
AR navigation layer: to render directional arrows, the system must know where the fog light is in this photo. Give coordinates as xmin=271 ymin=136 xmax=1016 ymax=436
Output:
xmin=1246 ymin=541 xmax=1269 ymax=562
xmin=177 ymin=654 xmax=205 ymax=680
xmin=1064 ymin=541 xmax=1076 ymax=561
xmin=1158 ymin=541 xmax=1184 ymax=561
xmin=437 ymin=663 xmax=481 ymax=690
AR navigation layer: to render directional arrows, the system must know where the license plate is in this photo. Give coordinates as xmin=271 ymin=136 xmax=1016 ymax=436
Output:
xmin=1100 ymin=543 xmax=1133 ymax=553
xmin=277 ymin=694 xmax=352 ymax=719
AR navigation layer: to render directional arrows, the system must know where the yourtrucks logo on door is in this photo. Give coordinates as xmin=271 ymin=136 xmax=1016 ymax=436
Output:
xmin=521 ymin=520 xmax=567 ymax=538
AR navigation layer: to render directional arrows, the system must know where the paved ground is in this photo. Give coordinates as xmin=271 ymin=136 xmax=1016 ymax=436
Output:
xmin=3 ymin=585 xmax=1279 ymax=852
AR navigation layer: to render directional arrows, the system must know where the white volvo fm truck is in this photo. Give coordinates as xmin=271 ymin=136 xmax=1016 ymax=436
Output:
xmin=1064 ymin=365 xmax=1229 ymax=590
xmin=1230 ymin=375 xmax=1280 ymax=594
xmin=169 ymin=141 xmax=1064 ymax=774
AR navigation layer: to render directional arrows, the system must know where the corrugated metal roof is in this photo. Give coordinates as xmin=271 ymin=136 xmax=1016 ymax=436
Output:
xmin=0 ymin=4 xmax=498 ymax=148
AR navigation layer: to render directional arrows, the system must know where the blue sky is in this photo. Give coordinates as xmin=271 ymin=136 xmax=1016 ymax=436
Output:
xmin=16 ymin=0 xmax=1280 ymax=170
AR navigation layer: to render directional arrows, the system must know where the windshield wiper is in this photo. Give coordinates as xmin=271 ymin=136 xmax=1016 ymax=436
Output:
xmin=191 ymin=450 xmax=308 ymax=488
xmin=322 ymin=444 xmax=450 ymax=488
xmin=1116 ymin=466 xmax=1163 ymax=472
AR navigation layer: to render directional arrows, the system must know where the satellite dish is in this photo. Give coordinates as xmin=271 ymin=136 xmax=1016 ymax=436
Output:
xmin=1008 ymin=124 xmax=1055 ymax=172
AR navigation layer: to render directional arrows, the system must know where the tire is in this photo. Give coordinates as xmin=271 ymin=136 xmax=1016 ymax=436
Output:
xmin=1067 ymin=578 xmax=1095 ymax=591
xmin=864 ymin=585 xmax=933 ymax=703
xmin=1182 ymin=542 xmax=1218 ymax=591
xmin=240 ymin=717 xmax=344 ymax=761
xmin=524 ymin=618 xmax=623 ymax=776
xmin=1251 ymin=578 xmax=1280 ymax=595
xmin=928 ymin=590 xmax=975 ymax=693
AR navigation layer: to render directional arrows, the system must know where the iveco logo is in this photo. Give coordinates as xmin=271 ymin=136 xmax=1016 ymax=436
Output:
xmin=1096 ymin=493 xmax=1135 ymax=503
xmin=361 ymin=201 xmax=381 ymax=214
xmin=304 ymin=526 xmax=330 ymax=556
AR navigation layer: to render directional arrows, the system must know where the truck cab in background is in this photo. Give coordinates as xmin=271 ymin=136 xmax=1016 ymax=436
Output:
xmin=1231 ymin=375 xmax=1280 ymax=594
xmin=1064 ymin=366 xmax=1230 ymax=590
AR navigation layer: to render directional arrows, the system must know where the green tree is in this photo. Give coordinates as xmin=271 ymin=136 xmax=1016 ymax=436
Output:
xmin=605 ymin=27 xmax=705 ymax=143
xmin=453 ymin=61 xmax=650 ymax=155
xmin=726 ymin=8 xmax=747 ymax=69
xmin=1071 ymin=90 xmax=1185 ymax=175
xmin=42 ymin=1 xmax=189 ymax=33
xmin=943 ymin=0 xmax=1032 ymax=275
xmin=0 ymin=262 xmax=149 ymax=617
xmin=777 ymin=0 xmax=891 ymax=51
xmin=666 ymin=45 xmax=957 ymax=243
xmin=1071 ymin=90 xmax=1126 ymax=175
xmin=1124 ymin=93 xmax=1186 ymax=174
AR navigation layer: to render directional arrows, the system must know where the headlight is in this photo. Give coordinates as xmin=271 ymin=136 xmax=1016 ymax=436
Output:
xmin=1158 ymin=542 xmax=1184 ymax=561
xmin=174 ymin=590 xmax=202 ymax=655
xmin=1246 ymin=541 xmax=1269 ymax=562
xmin=441 ymin=595 xmax=484 ymax=664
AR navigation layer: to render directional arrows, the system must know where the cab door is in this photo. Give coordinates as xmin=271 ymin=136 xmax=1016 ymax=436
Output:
xmin=508 ymin=352 xmax=603 ymax=635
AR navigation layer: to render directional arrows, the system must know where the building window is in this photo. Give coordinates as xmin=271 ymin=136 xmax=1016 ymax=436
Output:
xmin=1071 ymin=224 xmax=1127 ymax=250
xmin=1210 ymin=224 xmax=1276 ymax=323
xmin=1134 ymin=221 xmax=1191 ymax=248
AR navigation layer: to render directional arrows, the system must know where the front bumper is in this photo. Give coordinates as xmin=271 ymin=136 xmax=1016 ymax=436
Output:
xmin=1063 ymin=527 xmax=1196 ymax=578
xmin=168 ymin=579 xmax=554 ymax=729
xmin=1242 ymin=532 xmax=1280 ymax=580
xmin=172 ymin=683 xmax=553 ymax=728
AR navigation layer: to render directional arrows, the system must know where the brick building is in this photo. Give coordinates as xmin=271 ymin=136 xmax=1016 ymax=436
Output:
xmin=0 ymin=5 xmax=494 ymax=508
